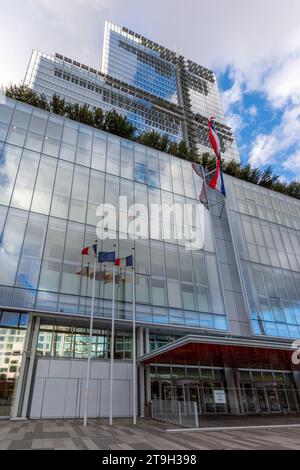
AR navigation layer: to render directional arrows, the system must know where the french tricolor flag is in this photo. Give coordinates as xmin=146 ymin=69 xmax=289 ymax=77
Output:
xmin=208 ymin=158 xmax=226 ymax=197
xmin=208 ymin=116 xmax=221 ymax=160
xmin=208 ymin=117 xmax=226 ymax=197
xmin=81 ymin=244 xmax=97 ymax=256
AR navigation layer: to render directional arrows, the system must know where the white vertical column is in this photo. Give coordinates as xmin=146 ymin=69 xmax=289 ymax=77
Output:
xmin=109 ymin=264 xmax=116 ymax=426
xmin=83 ymin=255 xmax=97 ymax=427
xmin=21 ymin=316 xmax=40 ymax=418
xmin=11 ymin=314 xmax=34 ymax=419
xmin=132 ymin=259 xmax=137 ymax=425
xmin=203 ymin=167 xmax=229 ymax=319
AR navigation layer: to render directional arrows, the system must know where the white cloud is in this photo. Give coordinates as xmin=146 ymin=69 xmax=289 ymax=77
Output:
xmin=283 ymin=152 xmax=300 ymax=179
xmin=247 ymin=106 xmax=257 ymax=117
xmin=249 ymin=105 xmax=300 ymax=177
xmin=1 ymin=0 xmax=300 ymax=179
xmin=221 ymin=78 xmax=243 ymax=113
xmin=262 ymin=54 xmax=300 ymax=107
xmin=225 ymin=113 xmax=244 ymax=135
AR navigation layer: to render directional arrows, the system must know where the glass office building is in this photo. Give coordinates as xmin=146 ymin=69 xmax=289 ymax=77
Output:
xmin=24 ymin=21 xmax=240 ymax=162
xmin=0 ymin=95 xmax=299 ymax=420
xmin=1 ymin=20 xmax=299 ymax=421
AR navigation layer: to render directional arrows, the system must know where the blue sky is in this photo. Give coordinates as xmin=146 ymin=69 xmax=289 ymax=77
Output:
xmin=1 ymin=0 xmax=300 ymax=182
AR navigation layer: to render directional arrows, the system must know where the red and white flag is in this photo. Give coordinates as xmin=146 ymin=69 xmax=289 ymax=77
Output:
xmin=208 ymin=116 xmax=221 ymax=160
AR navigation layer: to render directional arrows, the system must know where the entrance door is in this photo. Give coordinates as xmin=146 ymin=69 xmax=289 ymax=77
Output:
xmin=184 ymin=386 xmax=201 ymax=414
xmin=256 ymin=387 xmax=269 ymax=413
xmin=241 ymin=384 xmax=258 ymax=413
xmin=265 ymin=387 xmax=281 ymax=413
xmin=0 ymin=327 xmax=26 ymax=418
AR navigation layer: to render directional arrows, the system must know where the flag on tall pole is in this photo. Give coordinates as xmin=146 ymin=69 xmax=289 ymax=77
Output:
xmin=192 ymin=162 xmax=208 ymax=205
xmin=208 ymin=116 xmax=221 ymax=160
xmin=82 ymin=241 xmax=98 ymax=427
xmin=115 ymin=255 xmax=133 ymax=268
xmin=82 ymin=244 xmax=97 ymax=256
xmin=131 ymin=251 xmax=137 ymax=425
xmin=109 ymin=262 xmax=116 ymax=426
xmin=208 ymin=157 xmax=226 ymax=197
xmin=96 ymin=249 xmax=117 ymax=426
xmin=208 ymin=117 xmax=226 ymax=197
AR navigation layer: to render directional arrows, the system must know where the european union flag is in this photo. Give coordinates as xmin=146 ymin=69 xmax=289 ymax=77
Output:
xmin=98 ymin=251 xmax=115 ymax=263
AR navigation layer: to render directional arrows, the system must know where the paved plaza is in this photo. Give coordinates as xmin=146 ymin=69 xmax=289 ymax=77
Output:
xmin=1 ymin=418 xmax=300 ymax=450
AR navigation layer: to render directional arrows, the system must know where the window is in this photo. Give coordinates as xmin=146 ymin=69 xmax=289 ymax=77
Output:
xmin=121 ymin=140 xmax=133 ymax=180
xmin=86 ymin=170 xmax=105 ymax=226
xmin=182 ymin=284 xmax=195 ymax=310
xmin=106 ymin=135 xmax=120 ymax=176
xmin=11 ymin=150 xmax=40 ymax=210
xmin=136 ymin=275 xmax=150 ymax=303
xmin=151 ymin=278 xmax=166 ymax=306
xmin=60 ymin=120 xmax=79 ymax=162
xmin=76 ymin=125 xmax=92 ymax=166
xmin=60 ymin=222 xmax=84 ymax=295
xmin=0 ymin=98 xmax=15 ymax=142
xmin=92 ymin=130 xmax=106 ymax=171
xmin=179 ymin=249 xmax=193 ymax=283
xmin=135 ymin=239 xmax=150 ymax=275
xmin=43 ymin=115 xmax=63 ymax=157
xmin=167 ymin=280 xmax=182 ymax=308
xmin=39 ymin=218 xmax=67 ymax=292
xmin=0 ymin=145 xmax=22 ymax=206
xmin=165 ymin=245 xmax=179 ymax=280
xmin=16 ymin=212 xmax=47 ymax=290
xmin=6 ymin=103 xmax=32 ymax=147
xmin=50 ymin=160 xmax=73 ymax=219
xmin=31 ymin=155 xmax=57 ymax=214
xmin=0 ymin=209 xmax=28 ymax=286
xmin=69 ymin=165 xmax=89 ymax=223
xmin=25 ymin=109 xmax=48 ymax=152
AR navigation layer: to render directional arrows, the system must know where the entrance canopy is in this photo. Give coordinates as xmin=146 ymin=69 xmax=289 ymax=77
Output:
xmin=138 ymin=335 xmax=300 ymax=371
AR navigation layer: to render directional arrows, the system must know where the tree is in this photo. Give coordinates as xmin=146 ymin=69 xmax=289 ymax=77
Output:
xmin=93 ymin=107 xmax=104 ymax=129
xmin=168 ymin=141 xmax=178 ymax=156
xmin=200 ymin=152 xmax=217 ymax=170
xmin=159 ymin=134 xmax=170 ymax=152
xmin=177 ymin=140 xmax=191 ymax=160
xmin=3 ymin=84 xmax=299 ymax=200
xmin=50 ymin=94 xmax=67 ymax=116
xmin=285 ymin=181 xmax=300 ymax=199
xmin=138 ymin=130 xmax=162 ymax=150
xmin=103 ymin=110 xmax=136 ymax=139
xmin=259 ymin=166 xmax=279 ymax=188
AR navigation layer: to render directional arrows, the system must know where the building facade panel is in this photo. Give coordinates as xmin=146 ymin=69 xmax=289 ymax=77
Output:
xmin=225 ymin=174 xmax=300 ymax=340
xmin=24 ymin=21 xmax=240 ymax=162
xmin=0 ymin=96 xmax=227 ymax=333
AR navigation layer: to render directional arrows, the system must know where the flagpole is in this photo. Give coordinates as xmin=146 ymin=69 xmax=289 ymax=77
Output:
xmin=203 ymin=166 xmax=229 ymax=322
xmin=83 ymin=252 xmax=97 ymax=427
xmin=132 ymin=249 xmax=136 ymax=425
xmin=109 ymin=263 xmax=116 ymax=426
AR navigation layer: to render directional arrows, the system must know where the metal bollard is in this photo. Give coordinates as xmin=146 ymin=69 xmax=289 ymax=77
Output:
xmin=178 ymin=401 xmax=182 ymax=426
xmin=193 ymin=401 xmax=199 ymax=428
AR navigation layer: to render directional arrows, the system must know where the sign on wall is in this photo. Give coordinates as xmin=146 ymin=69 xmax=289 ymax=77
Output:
xmin=213 ymin=390 xmax=226 ymax=404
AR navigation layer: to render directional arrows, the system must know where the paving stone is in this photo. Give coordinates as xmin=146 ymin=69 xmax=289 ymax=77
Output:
xmin=1 ymin=417 xmax=300 ymax=450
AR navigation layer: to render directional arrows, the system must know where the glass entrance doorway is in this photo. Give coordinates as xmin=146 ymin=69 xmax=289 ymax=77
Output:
xmin=239 ymin=370 xmax=300 ymax=415
xmin=0 ymin=326 xmax=26 ymax=418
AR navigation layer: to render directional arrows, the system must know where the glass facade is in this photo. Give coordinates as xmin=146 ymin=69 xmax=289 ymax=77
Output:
xmin=101 ymin=23 xmax=179 ymax=105
xmin=0 ymin=96 xmax=227 ymax=332
xmin=36 ymin=324 xmax=132 ymax=360
xmin=151 ymin=365 xmax=300 ymax=415
xmin=25 ymin=51 xmax=183 ymax=143
xmin=101 ymin=22 xmax=240 ymax=162
xmin=24 ymin=21 xmax=240 ymax=162
xmin=226 ymin=174 xmax=300 ymax=339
